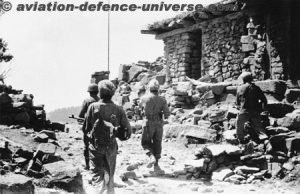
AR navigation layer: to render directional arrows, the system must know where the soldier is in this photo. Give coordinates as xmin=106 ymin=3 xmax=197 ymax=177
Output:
xmin=79 ymin=83 xmax=99 ymax=170
xmin=79 ymin=83 xmax=100 ymax=119
xmin=84 ymin=80 xmax=131 ymax=194
xmin=236 ymin=72 xmax=268 ymax=143
xmin=140 ymin=79 xmax=170 ymax=173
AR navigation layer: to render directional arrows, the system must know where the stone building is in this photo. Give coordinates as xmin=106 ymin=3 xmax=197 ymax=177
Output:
xmin=142 ymin=0 xmax=300 ymax=84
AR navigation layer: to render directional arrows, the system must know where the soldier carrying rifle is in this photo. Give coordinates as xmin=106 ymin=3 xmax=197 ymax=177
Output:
xmin=78 ymin=83 xmax=99 ymax=170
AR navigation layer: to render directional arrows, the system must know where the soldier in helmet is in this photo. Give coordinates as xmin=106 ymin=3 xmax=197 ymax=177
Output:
xmin=79 ymin=83 xmax=100 ymax=119
xmin=79 ymin=83 xmax=100 ymax=170
xmin=140 ymin=79 xmax=170 ymax=173
xmin=236 ymin=72 xmax=268 ymax=143
xmin=84 ymin=80 xmax=131 ymax=194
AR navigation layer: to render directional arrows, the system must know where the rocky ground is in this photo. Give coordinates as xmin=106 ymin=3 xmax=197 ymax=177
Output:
xmin=37 ymin=124 xmax=300 ymax=194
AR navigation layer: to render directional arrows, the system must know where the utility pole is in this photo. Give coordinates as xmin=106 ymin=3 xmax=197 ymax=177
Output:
xmin=107 ymin=0 xmax=110 ymax=79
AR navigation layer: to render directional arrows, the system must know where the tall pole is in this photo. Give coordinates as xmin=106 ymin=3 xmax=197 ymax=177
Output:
xmin=107 ymin=0 xmax=110 ymax=79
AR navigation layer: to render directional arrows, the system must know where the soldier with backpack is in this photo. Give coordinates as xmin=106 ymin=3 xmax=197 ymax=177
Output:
xmin=84 ymin=80 xmax=131 ymax=194
xmin=236 ymin=72 xmax=268 ymax=143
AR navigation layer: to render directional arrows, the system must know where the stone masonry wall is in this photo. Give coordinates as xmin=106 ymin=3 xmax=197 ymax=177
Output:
xmin=164 ymin=32 xmax=202 ymax=83
xmin=163 ymin=12 xmax=288 ymax=83
xmin=201 ymin=16 xmax=246 ymax=82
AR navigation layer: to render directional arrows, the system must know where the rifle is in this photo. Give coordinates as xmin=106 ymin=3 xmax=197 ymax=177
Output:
xmin=68 ymin=114 xmax=89 ymax=170
xmin=69 ymin=114 xmax=84 ymax=123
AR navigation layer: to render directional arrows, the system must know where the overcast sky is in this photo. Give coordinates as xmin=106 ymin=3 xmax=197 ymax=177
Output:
xmin=0 ymin=0 xmax=216 ymax=112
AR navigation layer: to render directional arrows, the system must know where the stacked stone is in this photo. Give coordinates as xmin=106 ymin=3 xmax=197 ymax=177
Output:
xmin=0 ymin=84 xmax=47 ymax=129
xmin=164 ymin=32 xmax=202 ymax=82
xmin=201 ymin=18 xmax=245 ymax=82
xmin=270 ymin=43 xmax=284 ymax=80
xmin=168 ymin=82 xmax=194 ymax=109
xmin=241 ymin=38 xmax=267 ymax=81
xmin=269 ymin=18 xmax=286 ymax=80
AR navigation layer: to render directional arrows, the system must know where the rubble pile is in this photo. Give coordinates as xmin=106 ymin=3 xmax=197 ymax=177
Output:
xmin=115 ymin=58 xmax=300 ymax=184
xmin=119 ymin=56 xmax=167 ymax=84
xmin=161 ymin=79 xmax=300 ymax=184
xmin=0 ymin=84 xmax=45 ymax=128
xmin=0 ymin=84 xmax=65 ymax=131
xmin=0 ymin=126 xmax=83 ymax=193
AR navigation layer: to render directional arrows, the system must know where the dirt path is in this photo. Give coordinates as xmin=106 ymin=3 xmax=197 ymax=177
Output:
xmin=57 ymin=124 xmax=300 ymax=194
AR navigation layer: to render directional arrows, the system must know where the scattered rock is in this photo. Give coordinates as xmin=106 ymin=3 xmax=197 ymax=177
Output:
xmin=255 ymin=80 xmax=287 ymax=96
xmin=39 ymin=130 xmax=56 ymax=140
xmin=33 ymin=133 xmax=49 ymax=143
xmin=224 ymin=174 xmax=245 ymax=184
xmin=37 ymin=143 xmax=57 ymax=156
xmin=277 ymin=110 xmax=300 ymax=130
xmin=44 ymin=161 xmax=83 ymax=193
xmin=120 ymin=171 xmax=138 ymax=181
xmin=0 ymin=173 xmax=34 ymax=194
xmin=164 ymin=124 xmax=216 ymax=142
xmin=235 ymin=166 xmax=260 ymax=174
xmin=212 ymin=167 xmax=234 ymax=181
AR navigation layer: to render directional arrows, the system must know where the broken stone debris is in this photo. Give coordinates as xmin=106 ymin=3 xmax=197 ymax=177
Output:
xmin=0 ymin=84 xmax=65 ymax=132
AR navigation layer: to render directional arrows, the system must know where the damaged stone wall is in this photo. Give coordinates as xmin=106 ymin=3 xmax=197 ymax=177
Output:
xmin=161 ymin=11 xmax=291 ymax=83
xmin=201 ymin=15 xmax=246 ymax=82
xmin=163 ymin=32 xmax=202 ymax=83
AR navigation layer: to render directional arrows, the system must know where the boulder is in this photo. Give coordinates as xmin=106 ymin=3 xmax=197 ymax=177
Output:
xmin=224 ymin=174 xmax=245 ymax=184
xmin=266 ymin=103 xmax=294 ymax=118
xmin=192 ymin=109 xmax=203 ymax=115
xmin=39 ymin=130 xmax=56 ymax=140
xmin=225 ymin=85 xmax=237 ymax=94
xmin=49 ymin=122 xmax=65 ymax=132
xmin=197 ymin=120 xmax=211 ymax=128
xmin=118 ymin=64 xmax=131 ymax=81
xmin=37 ymin=143 xmax=57 ymax=155
xmin=120 ymin=171 xmax=138 ymax=180
xmin=255 ymin=80 xmax=287 ymax=96
xmin=128 ymin=65 xmax=148 ymax=82
xmin=0 ymin=173 xmax=34 ymax=194
xmin=285 ymin=135 xmax=300 ymax=154
xmin=164 ymin=124 xmax=216 ymax=142
xmin=223 ymin=130 xmax=238 ymax=145
xmin=201 ymin=91 xmax=217 ymax=106
xmin=267 ymin=162 xmax=282 ymax=177
xmin=235 ymin=166 xmax=260 ymax=174
xmin=226 ymin=106 xmax=239 ymax=120
xmin=44 ymin=161 xmax=83 ymax=193
xmin=196 ymin=84 xmax=211 ymax=93
xmin=184 ymin=159 xmax=205 ymax=171
xmin=277 ymin=110 xmax=300 ymax=130
xmin=207 ymin=144 xmax=241 ymax=157
xmin=265 ymin=126 xmax=290 ymax=136
xmin=212 ymin=167 xmax=234 ymax=181
xmin=211 ymin=82 xmax=231 ymax=96
xmin=269 ymin=134 xmax=290 ymax=152
xmin=206 ymin=145 xmax=226 ymax=157
xmin=208 ymin=107 xmax=227 ymax=123
xmin=33 ymin=133 xmax=49 ymax=143
xmin=285 ymin=89 xmax=300 ymax=103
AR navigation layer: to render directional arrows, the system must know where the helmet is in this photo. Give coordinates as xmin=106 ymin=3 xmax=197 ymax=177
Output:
xmin=239 ymin=72 xmax=253 ymax=83
xmin=98 ymin=80 xmax=116 ymax=97
xmin=148 ymin=79 xmax=160 ymax=92
xmin=87 ymin=83 xmax=99 ymax=92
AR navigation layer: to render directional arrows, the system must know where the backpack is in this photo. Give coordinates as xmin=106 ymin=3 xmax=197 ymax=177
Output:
xmin=243 ymin=83 xmax=263 ymax=111
xmin=87 ymin=106 xmax=130 ymax=147
xmin=88 ymin=110 xmax=117 ymax=147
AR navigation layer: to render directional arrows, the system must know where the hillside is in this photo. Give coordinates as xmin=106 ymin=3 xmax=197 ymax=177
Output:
xmin=47 ymin=106 xmax=81 ymax=123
